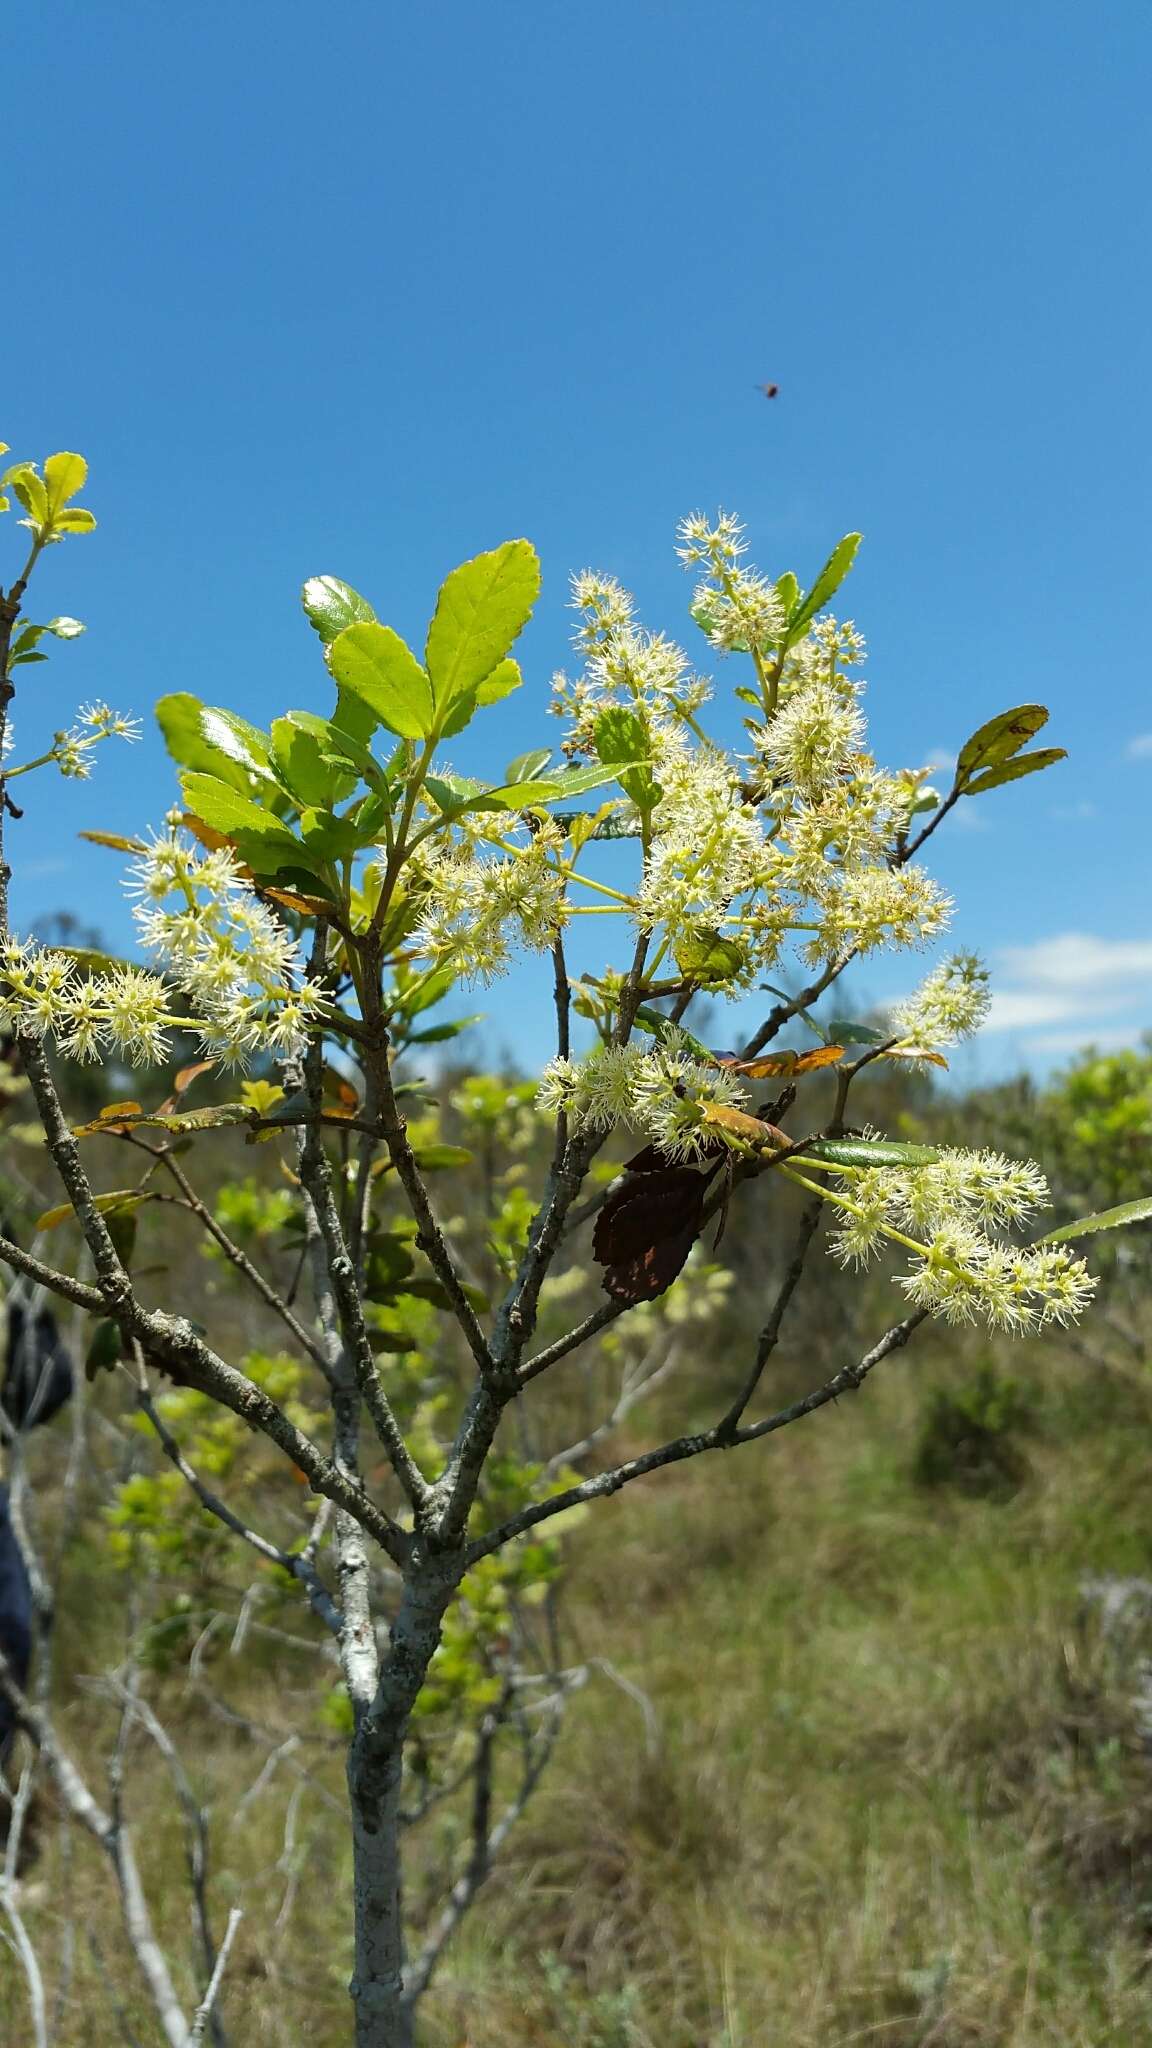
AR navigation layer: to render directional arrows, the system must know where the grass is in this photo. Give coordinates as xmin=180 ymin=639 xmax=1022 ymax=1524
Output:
xmin=7 ymin=1312 xmax=1152 ymax=2044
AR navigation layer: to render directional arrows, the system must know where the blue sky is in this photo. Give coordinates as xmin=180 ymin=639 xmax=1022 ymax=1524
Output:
xmin=5 ymin=0 xmax=1150 ymax=1080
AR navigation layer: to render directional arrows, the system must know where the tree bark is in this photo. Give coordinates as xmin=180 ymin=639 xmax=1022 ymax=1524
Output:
xmin=347 ymin=1547 xmax=462 ymax=2048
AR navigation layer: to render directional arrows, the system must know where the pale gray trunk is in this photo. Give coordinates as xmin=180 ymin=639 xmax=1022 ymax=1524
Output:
xmin=347 ymin=1546 xmax=461 ymax=2048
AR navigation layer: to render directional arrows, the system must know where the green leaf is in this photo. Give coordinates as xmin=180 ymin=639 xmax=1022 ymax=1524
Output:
xmin=46 ymin=616 xmax=85 ymax=639
xmin=328 ymin=622 xmax=435 ymax=739
xmin=298 ymin=806 xmax=368 ymax=860
xmin=475 ymin=656 xmax=524 ymax=707
xmin=956 ymin=704 xmax=1049 ymax=782
xmin=85 ymin=1319 xmax=124 ymax=1383
xmin=52 ymin=508 xmax=96 ymax=535
xmin=301 ymin=574 xmax=377 ymax=645
xmin=198 ymin=707 xmax=274 ymax=781
xmin=961 ymin=748 xmax=1067 ymax=796
xmin=505 ymin=748 xmax=553 ymax=784
xmin=774 ymin=571 xmax=800 ymax=615
xmin=824 ymin=1019 xmax=886 ymax=1047
xmin=789 ymin=533 xmax=862 ymax=635
xmin=406 ymin=1017 xmax=481 ymax=1045
xmin=798 ymin=1138 xmax=944 ymax=1168
xmin=5 ymin=466 xmax=48 ymax=526
xmin=43 ymin=452 xmax=87 ymax=513
xmin=673 ymin=928 xmax=749 ymax=987
xmin=593 ymin=707 xmax=661 ymax=812
xmin=36 ymin=1189 xmax=147 ymax=1231
xmin=277 ymin=710 xmax=382 ymax=787
xmin=179 ymin=774 xmax=313 ymax=881
xmin=157 ymin=694 xmax=261 ymax=794
xmin=411 ymin=1142 xmax=474 ymax=1170
xmin=424 ymin=541 xmax=540 ymax=711
xmin=270 ymin=716 xmax=353 ymax=808
xmin=1038 ymin=1196 xmax=1152 ymax=1246
xmin=632 ymin=1004 xmax=715 ymax=1065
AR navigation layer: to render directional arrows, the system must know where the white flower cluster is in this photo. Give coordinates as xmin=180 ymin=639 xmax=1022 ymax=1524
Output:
xmin=0 ymin=940 xmax=172 ymax=1064
xmin=891 ymin=952 xmax=991 ymax=1054
xmin=551 ymin=573 xmax=711 ymax=753
xmin=413 ymin=830 xmax=568 ymax=985
xmin=537 ymin=1032 xmax=749 ymax=1162
xmin=0 ymin=829 xmax=325 ymax=1070
xmin=45 ymin=703 xmax=141 ymax=780
xmin=676 ymin=512 xmax=786 ymax=656
xmin=823 ymin=1149 xmax=1096 ymax=1331
xmin=127 ymin=830 xmax=324 ymax=1064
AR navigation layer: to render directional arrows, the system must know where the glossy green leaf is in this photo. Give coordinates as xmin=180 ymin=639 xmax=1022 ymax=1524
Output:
xmin=157 ymin=693 xmax=259 ymax=793
xmin=1038 ymin=1195 xmax=1152 ymax=1246
xmin=956 ymin=704 xmax=1049 ymax=782
xmin=798 ymin=1138 xmax=944 ymax=1168
xmin=424 ymin=540 xmax=540 ymax=710
xmin=278 ymin=709 xmax=382 ymax=786
xmin=181 ymin=772 xmax=295 ymax=839
xmin=46 ymin=616 xmax=85 ymax=638
xmin=789 ymin=533 xmax=862 ymax=635
xmin=270 ymin=716 xmax=352 ymax=809
xmin=298 ymin=806 xmax=367 ymax=860
xmin=328 ymin=622 xmax=435 ymax=739
xmin=199 ymin=707 xmax=274 ymax=780
xmin=301 ymin=574 xmax=377 ymax=644
xmin=961 ymin=748 xmax=1067 ymax=796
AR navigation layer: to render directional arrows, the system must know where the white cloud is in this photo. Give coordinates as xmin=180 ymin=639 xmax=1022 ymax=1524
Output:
xmin=1050 ymin=800 xmax=1097 ymax=821
xmin=1127 ymin=733 xmax=1152 ymax=760
xmin=1025 ymin=1025 xmax=1141 ymax=1056
xmin=981 ymin=931 xmax=1152 ymax=1043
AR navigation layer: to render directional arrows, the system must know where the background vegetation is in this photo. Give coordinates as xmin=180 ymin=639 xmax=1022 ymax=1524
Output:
xmin=2 ymin=1031 xmax=1150 ymax=2047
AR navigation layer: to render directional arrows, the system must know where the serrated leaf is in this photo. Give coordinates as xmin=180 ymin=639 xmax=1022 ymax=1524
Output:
xmin=301 ymin=575 xmax=376 ymax=645
xmin=6 ymin=466 xmax=48 ymax=526
xmin=789 ymin=533 xmax=862 ymax=635
xmin=52 ymin=508 xmax=96 ymax=535
xmin=961 ymin=748 xmax=1067 ymax=796
xmin=956 ymin=704 xmax=1049 ymax=781
xmin=1038 ymin=1196 xmax=1152 ymax=1246
xmin=328 ymin=622 xmax=435 ymax=739
xmin=774 ymin=570 xmax=800 ymax=615
xmin=180 ymin=772 xmax=290 ymax=837
xmin=425 ymin=540 xmax=540 ymax=711
xmin=43 ymin=452 xmax=87 ymax=513
xmin=475 ymin=656 xmax=524 ymax=708
xmin=505 ymin=748 xmax=553 ymax=784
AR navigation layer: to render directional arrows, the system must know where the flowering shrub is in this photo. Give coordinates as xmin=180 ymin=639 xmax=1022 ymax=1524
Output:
xmin=0 ymin=436 xmax=1144 ymax=2048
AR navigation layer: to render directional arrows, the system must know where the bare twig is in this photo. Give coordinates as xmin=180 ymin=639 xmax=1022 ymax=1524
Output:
xmin=468 ymin=1310 xmax=930 ymax=1563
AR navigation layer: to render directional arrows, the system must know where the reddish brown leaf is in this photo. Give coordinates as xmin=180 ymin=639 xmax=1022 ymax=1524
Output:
xmin=593 ymin=1167 xmax=711 ymax=1304
xmin=715 ymin=1044 xmax=844 ymax=1079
